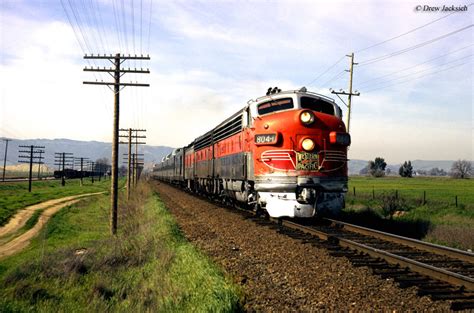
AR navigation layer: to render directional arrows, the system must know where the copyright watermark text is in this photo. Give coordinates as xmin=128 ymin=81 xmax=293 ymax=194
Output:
xmin=414 ymin=4 xmax=469 ymax=12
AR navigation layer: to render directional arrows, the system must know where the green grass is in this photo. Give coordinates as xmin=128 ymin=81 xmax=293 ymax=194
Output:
xmin=0 ymin=185 xmax=241 ymax=312
xmin=0 ymin=178 xmax=119 ymax=227
xmin=344 ymin=176 xmax=474 ymax=249
xmin=23 ymin=209 xmax=44 ymax=231
xmin=347 ymin=176 xmax=474 ymax=208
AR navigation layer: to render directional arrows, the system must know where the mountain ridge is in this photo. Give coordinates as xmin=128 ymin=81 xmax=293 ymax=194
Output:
xmin=1 ymin=138 xmax=465 ymax=173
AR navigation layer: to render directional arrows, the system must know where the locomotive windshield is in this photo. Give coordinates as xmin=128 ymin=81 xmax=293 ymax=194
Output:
xmin=300 ymin=96 xmax=334 ymax=115
xmin=258 ymin=98 xmax=293 ymax=115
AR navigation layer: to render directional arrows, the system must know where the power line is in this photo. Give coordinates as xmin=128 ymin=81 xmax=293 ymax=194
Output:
xmin=359 ymin=24 xmax=473 ymax=66
xmin=364 ymin=60 xmax=471 ymax=93
xmin=321 ymin=70 xmax=345 ymax=88
xmin=305 ymin=55 xmax=345 ymax=86
xmin=112 ymin=0 xmax=123 ymax=51
xmin=355 ymin=4 xmax=473 ymax=53
xmin=357 ymin=43 xmax=474 ymax=87
xmin=147 ymin=0 xmax=153 ymax=52
xmin=359 ymin=54 xmax=473 ymax=89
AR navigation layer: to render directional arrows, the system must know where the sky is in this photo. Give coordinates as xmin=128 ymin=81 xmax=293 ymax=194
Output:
xmin=0 ymin=0 xmax=472 ymax=163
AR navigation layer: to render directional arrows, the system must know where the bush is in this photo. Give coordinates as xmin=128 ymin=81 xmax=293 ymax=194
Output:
xmin=380 ymin=192 xmax=405 ymax=219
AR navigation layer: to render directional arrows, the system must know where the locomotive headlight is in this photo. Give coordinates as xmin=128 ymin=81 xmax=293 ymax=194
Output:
xmin=300 ymin=110 xmax=315 ymax=125
xmin=302 ymin=138 xmax=315 ymax=151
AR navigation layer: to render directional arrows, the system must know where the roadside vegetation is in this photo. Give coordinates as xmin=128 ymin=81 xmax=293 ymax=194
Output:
xmin=344 ymin=176 xmax=474 ymax=250
xmin=0 ymin=178 xmax=116 ymax=226
xmin=0 ymin=183 xmax=241 ymax=312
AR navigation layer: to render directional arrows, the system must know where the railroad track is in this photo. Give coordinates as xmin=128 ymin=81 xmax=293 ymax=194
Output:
xmin=269 ymin=218 xmax=474 ymax=310
xmin=163 ymin=183 xmax=474 ymax=310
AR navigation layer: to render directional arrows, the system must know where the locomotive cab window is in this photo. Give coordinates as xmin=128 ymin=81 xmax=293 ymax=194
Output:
xmin=258 ymin=98 xmax=293 ymax=115
xmin=300 ymin=96 xmax=334 ymax=115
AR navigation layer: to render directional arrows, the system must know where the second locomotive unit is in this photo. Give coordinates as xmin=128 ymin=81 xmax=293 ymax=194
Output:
xmin=153 ymin=87 xmax=351 ymax=218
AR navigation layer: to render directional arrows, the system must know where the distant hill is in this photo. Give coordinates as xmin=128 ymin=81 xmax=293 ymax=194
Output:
xmin=0 ymin=138 xmax=463 ymax=175
xmin=0 ymin=138 xmax=174 ymax=170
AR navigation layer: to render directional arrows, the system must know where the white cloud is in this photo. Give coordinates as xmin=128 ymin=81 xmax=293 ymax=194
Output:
xmin=0 ymin=0 xmax=472 ymax=163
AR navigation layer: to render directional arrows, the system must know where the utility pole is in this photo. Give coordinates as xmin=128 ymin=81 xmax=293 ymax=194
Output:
xmin=74 ymin=157 xmax=89 ymax=186
xmin=18 ymin=145 xmax=45 ymax=192
xmin=90 ymin=161 xmax=95 ymax=183
xmin=2 ymin=138 xmax=12 ymax=181
xmin=119 ymin=128 xmax=146 ymax=198
xmin=134 ymin=153 xmax=145 ymax=183
xmin=331 ymin=52 xmax=360 ymax=133
xmin=123 ymin=153 xmax=144 ymax=187
xmin=54 ymin=152 xmax=74 ymax=186
xmin=83 ymin=53 xmax=150 ymax=235
xmin=37 ymin=150 xmax=43 ymax=180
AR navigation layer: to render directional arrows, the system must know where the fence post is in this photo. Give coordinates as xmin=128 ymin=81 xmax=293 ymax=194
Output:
xmin=455 ymin=195 xmax=458 ymax=207
xmin=353 ymin=187 xmax=356 ymax=196
xmin=395 ymin=190 xmax=398 ymax=199
xmin=423 ymin=191 xmax=426 ymax=205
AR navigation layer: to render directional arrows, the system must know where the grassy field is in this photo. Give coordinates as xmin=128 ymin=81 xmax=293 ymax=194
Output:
xmin=0 ymin=178 xmax=117 ymax=227
xmin=347 ymin=176 xmax=474 ymax=207
xmin=0 ymin=184 xmax=241 ymax=311
xmin=344 ymin=176 xmax=474 ymax=249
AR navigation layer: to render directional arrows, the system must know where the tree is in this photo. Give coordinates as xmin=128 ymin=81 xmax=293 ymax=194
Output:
xmin=95 ymin=158 xmax=110 ymax=176
xmin=399 ymin=161 xmax=413 ymax=178
xmin=429 ymin=167 xmax=447 ymax=176
xmin=450 ymin=160 xmax=472 ymax=179
xmin=368 ymin=157 xmax=387 ymax=177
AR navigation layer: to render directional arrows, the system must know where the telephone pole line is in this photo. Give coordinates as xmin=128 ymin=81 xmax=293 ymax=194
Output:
xmin=2 ymin=138 xmax=12 ymax=181
xmin=37 ymin=150 xmax=43 ymax=180
xmin=83 ymin=53 xmax=150 ymax=235
xmin=331 ymin=52 xmax=360 ymax=133
xmin=18 ymin=145 xmax=45 ymax=192
xmin=74 ymin=157 xmax=89 ymax=186
xmin=123 ymin=153 xmax=144 ymax=187
xmin=119 ymin=128 xmax=146 ymax=199
xmin=54 ymin=152 xmax=74 ymax=186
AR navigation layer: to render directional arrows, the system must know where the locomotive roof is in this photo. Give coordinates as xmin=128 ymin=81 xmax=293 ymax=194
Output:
xmin=251 ymin=88 xmax=335 ymax=105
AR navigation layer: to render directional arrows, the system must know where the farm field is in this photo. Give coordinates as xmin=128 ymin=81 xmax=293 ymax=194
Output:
xmin=0 ymin=185 xmax=241 ymax=311
xmin=0 ymin=178 xmax=117 ymax=227
xmin=347 ymin=176 xmax=474 ymax=208
xmin=345 ymin=176 xmax=474 ymax=250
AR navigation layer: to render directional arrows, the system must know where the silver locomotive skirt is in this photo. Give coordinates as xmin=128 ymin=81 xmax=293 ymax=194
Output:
xmin=255 ymin=175 xmax=348 ymax=218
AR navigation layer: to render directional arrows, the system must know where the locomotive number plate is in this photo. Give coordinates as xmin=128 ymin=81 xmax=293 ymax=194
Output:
xmin=296 ymin=152 xmax=319 ymax=171
xmin=255 ymin=133 xmax=277 ymax=145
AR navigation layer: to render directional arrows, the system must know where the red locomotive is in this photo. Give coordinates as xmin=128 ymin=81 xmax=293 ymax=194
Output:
xmin=153 ymin=87 xmax=350 ymax=218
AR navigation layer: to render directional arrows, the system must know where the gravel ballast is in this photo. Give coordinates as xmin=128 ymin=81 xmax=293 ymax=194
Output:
xmin=153 ymin=182 xmax=450 ymax=311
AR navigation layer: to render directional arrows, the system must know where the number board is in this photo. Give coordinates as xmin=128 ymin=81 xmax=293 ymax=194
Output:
xmin=255 ymin=133 xmax=278 ymax=145
xmin=296 ymin=152 xmax=319 ymax=171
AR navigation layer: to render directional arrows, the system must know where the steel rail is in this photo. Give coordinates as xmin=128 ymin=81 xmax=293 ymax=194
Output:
xmin=279 ymin=219 xmax=474 ymax=291
xmin=325 ymin=218 xmax=474 ymax=264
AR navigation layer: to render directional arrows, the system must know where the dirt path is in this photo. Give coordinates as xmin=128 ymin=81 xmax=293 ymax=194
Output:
xmin=0 ymin=192 xmax=103 ymax=239
xmin=0 ymin=192 xmax=103 ymax=259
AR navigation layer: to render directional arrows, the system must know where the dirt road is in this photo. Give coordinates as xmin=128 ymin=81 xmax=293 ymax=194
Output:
xmin=0 ymin=192 xmax=103 ymax=259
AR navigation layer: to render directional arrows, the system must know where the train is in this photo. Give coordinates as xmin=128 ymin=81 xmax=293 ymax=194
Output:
xmin=152 ymin=87 xmax=351 ymax=218
xmin=53 ymin=169 xmax=103 ymax=179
